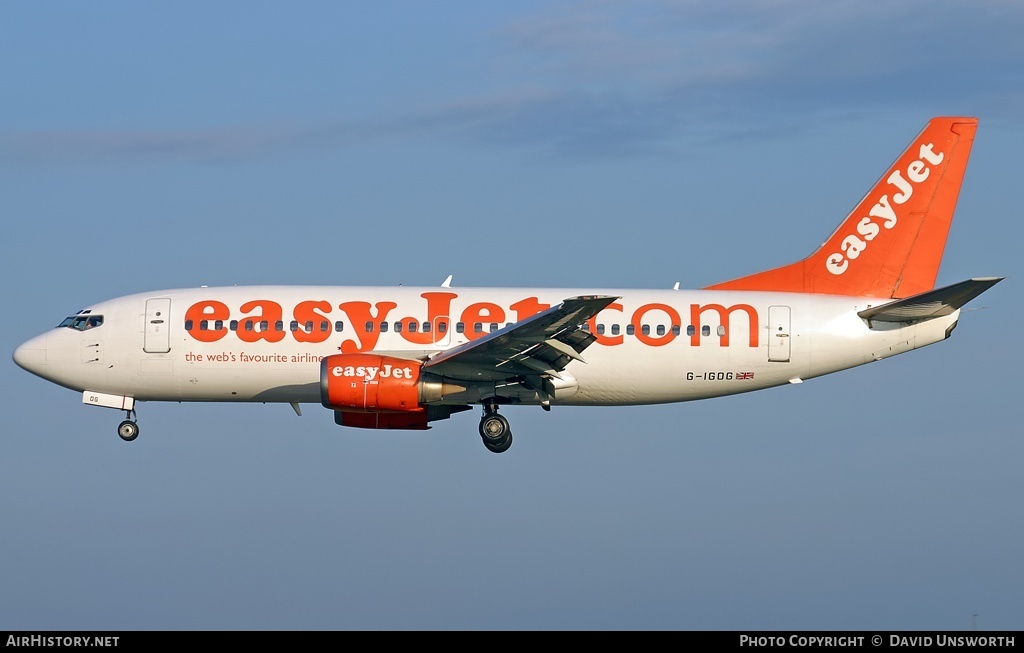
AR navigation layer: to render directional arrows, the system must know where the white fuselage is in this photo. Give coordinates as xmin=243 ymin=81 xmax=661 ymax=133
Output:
xmin=14 ymin=285 xmax=958 ymax=408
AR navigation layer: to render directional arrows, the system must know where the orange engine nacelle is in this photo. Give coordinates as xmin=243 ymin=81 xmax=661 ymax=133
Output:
xmin=320 ymin=354 xmax=424 ymax=413
xmin=335 ymin=411 xmax=429 ymax=430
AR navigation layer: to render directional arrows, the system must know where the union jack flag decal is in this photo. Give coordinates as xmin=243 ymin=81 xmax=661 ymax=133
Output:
xmin=736 ymin=372 xmax=754 ymax=380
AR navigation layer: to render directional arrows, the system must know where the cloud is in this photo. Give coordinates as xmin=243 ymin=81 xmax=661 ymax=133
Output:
xmin=0 ymin=125 xmax=303 ymax=166
xmin=455 ymin=0 xmax=1024 ymax=155
xmin=4 ymin=0 xmax=1023 ymax=165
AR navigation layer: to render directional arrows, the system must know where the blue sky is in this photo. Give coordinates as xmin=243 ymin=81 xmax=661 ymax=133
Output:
xmin=2 ymin=1 xmax=1022 ymax=630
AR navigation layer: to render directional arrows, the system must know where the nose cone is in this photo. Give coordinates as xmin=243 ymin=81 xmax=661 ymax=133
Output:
xmin=13 ymin=333 xmax=48 ymax=377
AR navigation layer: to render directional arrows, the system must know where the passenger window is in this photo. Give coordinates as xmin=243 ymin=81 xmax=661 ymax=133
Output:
xmin=200 ymin=320 xmax=209 ymax=331
xmin=702 ymin=325 xmax=710 ymax=336
xmin=394 ymin=321 xmax=403 ymax=333
xmin=380 ymin=321 xmax=388 ymax=333
xmin=275 ymin=320 xmax=284 ymax=332
xmin=672 ymin=325 xmax=681 ymax=336
xmin=335 ymin=321 xmax=345 ymax=332
xmin=456 ymin=322 xmax=465 ymax=334
xmin=656 ymin=325 xmax=665 ymax=336
xmin=290 ymin=321 xmax=299 ymax=332
xmin=611 ymin=324 xmax=620 ymax=336
xmin=184 ymin=320 xmax=193 ymax=331
xmin=717 ymin=325 xmax=726 ymax=336
xmin=641 ymin=325 xmax=650 ymax=335
xmin=626 ymin=324 xmax=635 ymax=336
xmin=365 ymin=322 xmax=374 ymax=332
xmin=215 ymin=320 xmax=224 ymax=331
xmin=422 ymin=322 xmax=432 ymax=333
xmin=245 ymin=320 xmax=254 ymax=332
xmin=320 ymin=321 xmax=329 ymax=332
xmin=686 ymin=325 xmax=695 ymax=336
xmin=407 ymin=321 xmax=417 ymax=333
xmin=473 ymin=323 xmax=483 ymax=334
xmin=230 ymin=320 xmax=238 ymax=331
xmin=489 ymin=323 xmax=498 ymax=332
xmin=596 ymin=324 xmax=605 ymax=335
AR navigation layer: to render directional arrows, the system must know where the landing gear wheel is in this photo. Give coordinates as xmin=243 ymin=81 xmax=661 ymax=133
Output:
xmin=479 ymin=406 xmax=513 ymax=453
xmin=117 ymin=420 xmax=139 ymax=442
xmin=479 ymin=413 xmax=510 ymax=442
xmin=483 ymin=431 xmax=512 ymax=454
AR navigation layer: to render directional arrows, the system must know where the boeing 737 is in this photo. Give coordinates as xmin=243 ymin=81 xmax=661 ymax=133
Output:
xmin=12 ymin=116 xmax=1002 ymax=452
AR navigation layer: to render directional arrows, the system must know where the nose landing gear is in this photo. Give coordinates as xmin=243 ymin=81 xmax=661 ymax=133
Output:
xmin=117 ymin=409 xmax=139 ymax=442
xmin=479 ymin=401 xmax=512 ymax=453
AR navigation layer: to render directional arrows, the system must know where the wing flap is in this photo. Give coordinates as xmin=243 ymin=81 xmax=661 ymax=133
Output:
xmin=424 ymin=295 xmax=619 ymax=381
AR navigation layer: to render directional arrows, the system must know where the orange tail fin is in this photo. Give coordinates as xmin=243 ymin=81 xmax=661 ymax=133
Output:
xmin=706 ymin=117 xmax=978 ymax=298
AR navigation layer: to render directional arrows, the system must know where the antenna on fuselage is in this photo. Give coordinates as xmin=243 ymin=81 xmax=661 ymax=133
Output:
xmin=441 ymin=274 xmax=453 ymax=288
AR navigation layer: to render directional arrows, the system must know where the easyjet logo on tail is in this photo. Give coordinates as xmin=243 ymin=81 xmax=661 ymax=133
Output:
xmin=825 ymin=141 xmax=945 ymax=276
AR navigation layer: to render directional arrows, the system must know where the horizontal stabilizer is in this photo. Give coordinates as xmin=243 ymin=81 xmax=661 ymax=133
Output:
xmin=857 ymin=277 xmax=1003 ymax=323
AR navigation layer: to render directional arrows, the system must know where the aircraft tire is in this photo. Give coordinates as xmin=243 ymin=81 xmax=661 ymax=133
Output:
xmin=482 ymin=431 xmax=512 ymax=454
xmin=117 ymin=420 xmax=139 ymax=442
xmin=479 ymin=413 xmax=510 ymax=443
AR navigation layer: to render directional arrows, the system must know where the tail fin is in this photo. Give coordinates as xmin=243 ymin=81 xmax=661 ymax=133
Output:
xmin=706 ymin=117 xmax=978 ymax=298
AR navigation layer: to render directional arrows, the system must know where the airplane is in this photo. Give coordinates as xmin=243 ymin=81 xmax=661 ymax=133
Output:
xmin=12 ymin=116 xmax=1003 ymax=453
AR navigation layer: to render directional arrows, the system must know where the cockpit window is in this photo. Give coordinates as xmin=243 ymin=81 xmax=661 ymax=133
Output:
xmin=58 ymin=315 xmax=104 ymax=331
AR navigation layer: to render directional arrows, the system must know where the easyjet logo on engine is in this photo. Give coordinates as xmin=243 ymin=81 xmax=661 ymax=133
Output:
xmin=331 ymin=363 xmax=414 ymax=381
xmin=825 ymin=141 xmax=945 ymax=276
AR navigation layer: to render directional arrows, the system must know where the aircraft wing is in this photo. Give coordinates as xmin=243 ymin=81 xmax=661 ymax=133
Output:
xmin=858 ymin=277 xmax=1003 ymax=324
xmin=423 ymin=295 xmax=620 ymax=382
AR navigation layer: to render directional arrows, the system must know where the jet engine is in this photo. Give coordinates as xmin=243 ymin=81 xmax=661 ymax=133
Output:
xmin=319 ymin=353 xmax=467 ymax=429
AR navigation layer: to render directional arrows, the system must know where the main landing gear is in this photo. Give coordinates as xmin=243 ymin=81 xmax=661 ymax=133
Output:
xmin=478 ymin=400 xmax=512 ymax=453
xmin=117 ymin=409 xmax=139 ymax=442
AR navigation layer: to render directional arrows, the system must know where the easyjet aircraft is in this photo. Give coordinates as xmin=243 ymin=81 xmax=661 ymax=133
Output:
xmin=13 ymin=117 xmax=1002 ymax=452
